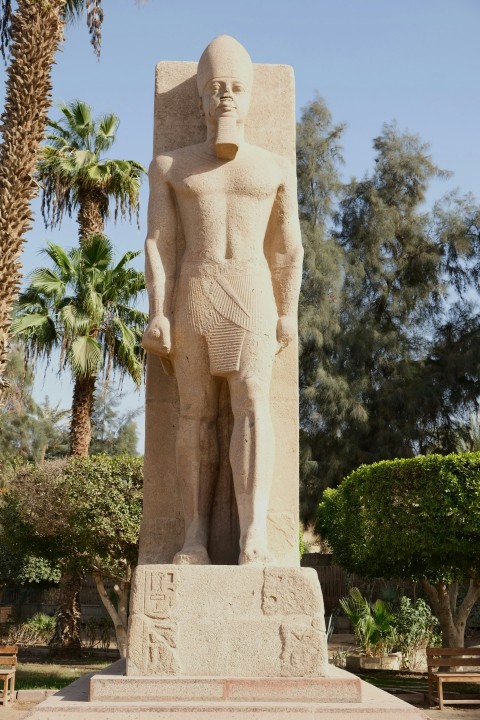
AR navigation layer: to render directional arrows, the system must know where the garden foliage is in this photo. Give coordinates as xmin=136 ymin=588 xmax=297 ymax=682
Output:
xmin=318 ymin=453 xmax=480 ymax=646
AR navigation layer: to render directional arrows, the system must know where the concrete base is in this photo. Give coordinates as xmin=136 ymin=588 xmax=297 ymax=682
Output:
xmin=25 ymin=660 xmax=429 ymax=719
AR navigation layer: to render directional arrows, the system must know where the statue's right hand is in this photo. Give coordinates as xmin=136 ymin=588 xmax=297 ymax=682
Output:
xmin=142 ymin=315 xmax=172 ymax=357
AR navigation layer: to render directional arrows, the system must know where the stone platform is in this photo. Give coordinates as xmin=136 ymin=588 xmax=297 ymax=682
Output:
xmin=89 ymin=668 xmax=361 ymax=703
xmin=25 ymin=660 xmax=429 ymax=719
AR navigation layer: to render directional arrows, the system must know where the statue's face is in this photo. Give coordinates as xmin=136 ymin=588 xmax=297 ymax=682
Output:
xmin=201 ymin=77 xmax=251 ymax=126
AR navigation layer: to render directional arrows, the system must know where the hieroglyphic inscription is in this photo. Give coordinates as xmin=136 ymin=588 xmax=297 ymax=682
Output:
xmin=145 ymin=618 xmax=181 ymax=674
xmin=144 ymin=568 xmax=177 ymax=618
xmin=279 ymin=616 xmax=325 ymax=677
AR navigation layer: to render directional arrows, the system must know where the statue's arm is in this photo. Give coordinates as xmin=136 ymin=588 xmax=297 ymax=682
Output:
xmin=269 ymin=161 xmax=304 ymax=349
xmin=142 ymin=155 xmax=177 ymax=357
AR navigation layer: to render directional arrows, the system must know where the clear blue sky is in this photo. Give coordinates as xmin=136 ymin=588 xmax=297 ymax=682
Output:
xmin=2 ymin=0 xmax=479 ymax=451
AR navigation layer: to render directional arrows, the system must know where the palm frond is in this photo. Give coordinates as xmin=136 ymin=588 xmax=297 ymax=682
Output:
xmin=68 ymin=100 xmax=95 ymax=144
xmin=80 ymin=234 xmax=112 ymax=270
xmin=115 ymin=306 xmax=148 ymax=328
xmin=15 ymin=233 xmax=145 ymax=387
xmin=41 ymin=242 xmax=73 ymax=277
xmin=112 ymin=250 xmax=141 ymax=272
xmin=30 ymin=268 xmax=65 ymax=297
xmin=38 ymin=100 xmax=146 ymax=230
xmin=11 ymin=312 xmax=54 ymax=335
xmin=68 ymin=335 xmax=102 ymax=377
xmin=11 ymin=313 xmax=59 ymax=363
xmin=95 ymin=113 xmax=118 ymax=153
xmin=60 ymin=304 xmax=92 ymax=335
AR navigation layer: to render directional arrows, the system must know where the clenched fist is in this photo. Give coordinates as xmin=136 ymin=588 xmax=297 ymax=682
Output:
xmin=142 ymin=314 xmax=172 ymax=357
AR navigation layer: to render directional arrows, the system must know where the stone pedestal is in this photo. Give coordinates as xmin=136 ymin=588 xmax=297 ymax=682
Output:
xmin=25 ymin=661 xmax=429 ymax=719
xmin=126 ymin=565 xmax=328 ymax=678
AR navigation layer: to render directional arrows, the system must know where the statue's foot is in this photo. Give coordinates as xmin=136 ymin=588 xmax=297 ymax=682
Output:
xmin=238 ymin=536 xmax=272 ymax=565
xmin=173 ymin=545 xmax=211 ymax=565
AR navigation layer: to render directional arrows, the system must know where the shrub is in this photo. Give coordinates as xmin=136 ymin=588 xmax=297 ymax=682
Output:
xmin=81 ymin=617 xmax=113 ymax=650
xmin=8 ymin=612 xmax=55 ymax=645
xmin=393 ymin=596 xmax=440 ymax=668
xmin=317 ymin=453 xmax=480 ymax=647
xmin=339 ymin=587 xmax=396 ymax=656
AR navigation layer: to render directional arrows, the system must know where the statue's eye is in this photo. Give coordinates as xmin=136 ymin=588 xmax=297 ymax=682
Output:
xmin=211 ymin=82 xmax=221 ymax=93
xmin=233 ymin=84 xmax=245 ymax=93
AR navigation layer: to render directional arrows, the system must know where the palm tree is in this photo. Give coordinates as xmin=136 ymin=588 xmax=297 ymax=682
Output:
xmin=12 ymin=236 xmax=147 ymax=456
xmin=38 ymin=100 xmax=145 ymax=244
xmin=0 ymin=1 xmax=107 ymax=398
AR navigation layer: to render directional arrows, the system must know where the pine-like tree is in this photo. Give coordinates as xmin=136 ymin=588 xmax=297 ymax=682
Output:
xmin=298 ymin=112 xmax=480 ymax=520
xmin=296 ymin=97 xmax=347 ymax=517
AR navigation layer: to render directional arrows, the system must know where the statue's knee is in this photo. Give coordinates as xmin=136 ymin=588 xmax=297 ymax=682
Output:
xmin=179 ymin=399 xmax=216 ymax=423
xmin=231 ymin=377 xmax=268 ymax=415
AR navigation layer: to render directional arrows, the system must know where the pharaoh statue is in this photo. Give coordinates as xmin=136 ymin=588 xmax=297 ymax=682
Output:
xmin=142 ymin=35 xmax=303 ymax=567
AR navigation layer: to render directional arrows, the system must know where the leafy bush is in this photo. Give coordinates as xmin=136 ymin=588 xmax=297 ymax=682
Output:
xmin=393 ymin=596 xmax=440 ymax=668
xmin=8 ymin=613 xmax=55 ymax=645
xmin=81 ymin=617 xmax=113 ymax=650
xmin=339 ymin=587 xmax=396 ymax=656
xmin=317 ymin=453 xmax=480 ymax=647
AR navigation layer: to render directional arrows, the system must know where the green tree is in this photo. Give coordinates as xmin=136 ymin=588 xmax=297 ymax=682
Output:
xmin=33 ymin=397 xmax=70 ymax=463
xmin=90 ymin=387 xmax=141 ymax=456
xmin=0 ymin=455 xmax=143 ymax=656
xmin=299 ymin=117 xmax=480 ymax=519
xmin=37 ymin=99 xmax=145 ymax=244
xmin=296 ymin=96 xmax=346 ymax=518
xmin=0 ymin=0 xmax=106 ymax=398
xmin=0 ymin=345 xmax=69 ymax=474
xmin=12 ymin=236 xmax=147 ymax=456
xmin=317 ymin=454 xmax=480 ymax=647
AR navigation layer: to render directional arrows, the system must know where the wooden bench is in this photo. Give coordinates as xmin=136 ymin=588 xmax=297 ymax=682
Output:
xmin=427 ymin=646 xmax=480 ymax=709
xmin=0 ymin=645 xmax=17 ymax=704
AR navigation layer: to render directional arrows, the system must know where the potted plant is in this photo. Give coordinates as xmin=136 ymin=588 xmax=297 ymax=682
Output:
xmin=339 ymin=588 xmax=401 ymax=670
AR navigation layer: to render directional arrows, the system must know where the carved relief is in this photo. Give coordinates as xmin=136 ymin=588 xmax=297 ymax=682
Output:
xmin=145 ymin=618 xmax=181 ymax=675
xmin=144 ymin=568 xmax=177 ymax=619
xmin=262 ymin=567 xmax=324 ymax=618
xmin=279 ymin=618 xmax=326 ymax=677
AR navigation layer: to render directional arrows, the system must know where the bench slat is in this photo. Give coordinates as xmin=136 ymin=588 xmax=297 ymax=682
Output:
xmin=435 ymin=675 xmax=480 ymax=682
xmin=427 ymin=647 xmax=480 ymax=656
xmin=0 ymin=646 xmax=17 ymax=655
xmin=428 ymin=658 xmax=480 ymax=667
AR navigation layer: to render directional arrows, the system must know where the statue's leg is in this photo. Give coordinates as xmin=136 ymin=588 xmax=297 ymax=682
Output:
xmin=227 ymin=333 xmax=275 ymax=565
xmin=173 ymin=334 xmax=220 ymax=565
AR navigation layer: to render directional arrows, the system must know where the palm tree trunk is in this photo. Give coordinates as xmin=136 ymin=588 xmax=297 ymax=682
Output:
xmin=49 ymin=569 xmax=82 ymax=655
xmin=77 ymin=188 xmax=106 ymax=245
xmin=70 ymin=374 xmax=96 ymax=456
xmin=0 ymin=0 xmax=65 ymax=400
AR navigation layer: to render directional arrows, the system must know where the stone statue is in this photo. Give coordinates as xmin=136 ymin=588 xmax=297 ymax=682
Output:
xmin=142 ymin=35 xmax=303 ymax=567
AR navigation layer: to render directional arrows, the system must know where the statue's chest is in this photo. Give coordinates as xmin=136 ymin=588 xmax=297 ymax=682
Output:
xmin=172 ymin=163 xmax=279 ymax=202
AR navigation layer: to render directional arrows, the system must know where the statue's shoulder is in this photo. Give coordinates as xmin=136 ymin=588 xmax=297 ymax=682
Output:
xmin=150 ymin=143 xmax=207 ymax=176
xmin=246 ymin=144 xmax=295 ymax=180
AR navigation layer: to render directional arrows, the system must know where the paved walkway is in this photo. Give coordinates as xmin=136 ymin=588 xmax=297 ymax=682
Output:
xmin=1 ymin=698 xmax=478 ymax=719
xmin=0 ymin=701 xmax=37 ymax=719
xmin=0 ymin=699 xmax=478 ymax=719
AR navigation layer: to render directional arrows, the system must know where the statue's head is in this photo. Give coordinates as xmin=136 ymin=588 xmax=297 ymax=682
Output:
xmin=197 ymin=36 xmax=253 ymax=157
